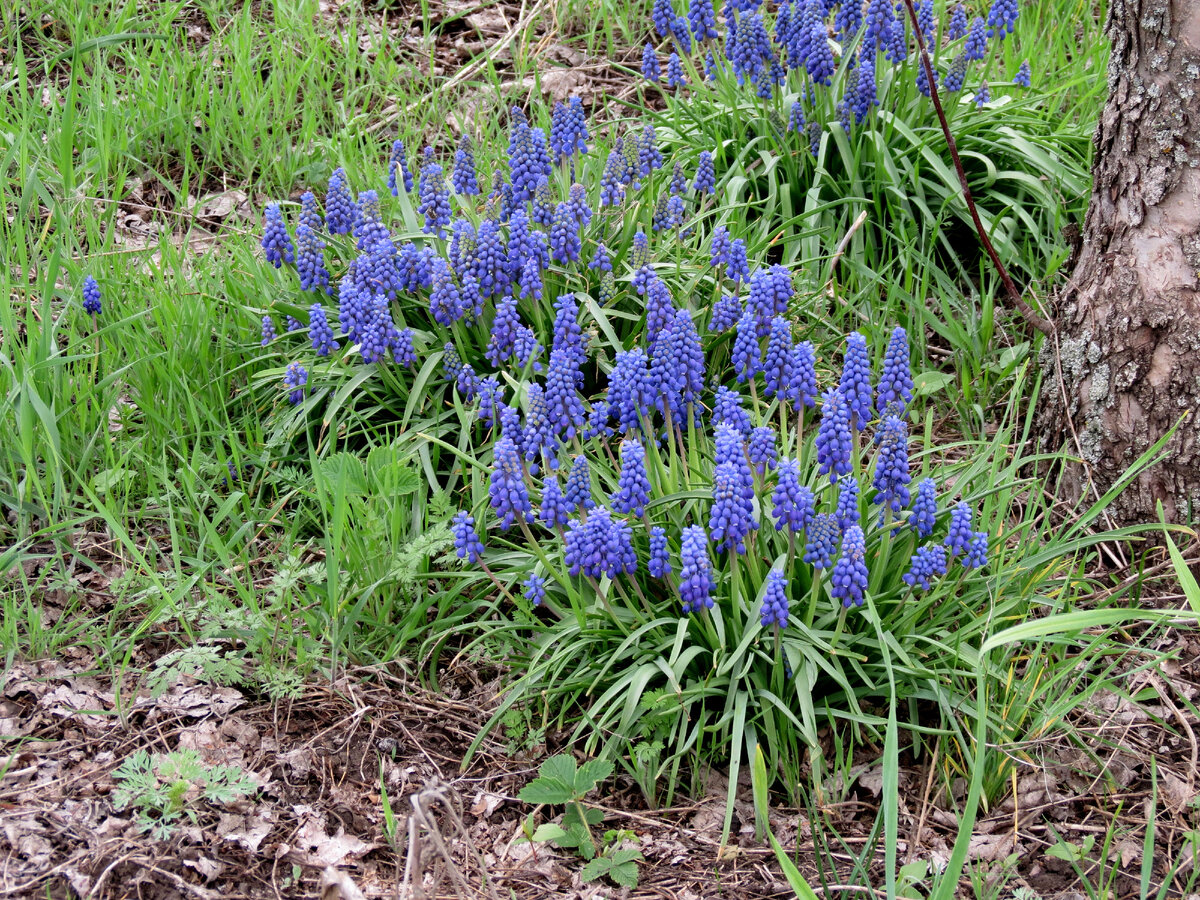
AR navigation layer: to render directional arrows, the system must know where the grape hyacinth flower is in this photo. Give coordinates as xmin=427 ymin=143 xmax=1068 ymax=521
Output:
xmin=478 ymin=375 xmax=502 ymax=425
xmin=653 ymin=0 xmax=676 ymax=37
xmin=608 ymin=347 xmax=657 ymax=434
xmin=418 ymin=164 xmax=452 ymax=238
xmin=964 ymin=17 xmax=987 ymax=61
xmin=514 ymin=325 xmax=544 ymax=372
xmin=452 ymin=511 xmax=485 ymax=562
xmin=669 ymin=162 xmax=688 ymax=196
xmin=642 ymin=44 xmax=662 ymax=82
xmin=673 ymin=14 xmax=693 ymax=51
xmin=679 ymin=525 xmax=715 ymax=613
xmin=986 ymin=0 xmax=1018 ymax=39
xmin=394 ymin=327 xmax=417 ymax=367
xmin=568 ymin=183 xmax=592 ymax=226
xmin=583 ymin=400 xmax=612 ymax=440
xmin=693 ymin=150 xmax=715 ymax=193
xmin=283 ymin=361 xmax=308 ymax=405
xmin=815 ymin=390 xmax=854 ymax=483
xmin=748 ymin=426 xmax=778 ymax=474
xmin=731 ymin=310 xmax=762 ymax=383
xmin=544 ymin=346 xmax=587 ymax=439
xmin=540 ymin=475 xmax=571 ymax=529
xmin=295 ymin=219 xmax=331 ymax=294
xmin=835 ymin=0 xmax=864 ymax=45
xmin=963 ymin=532 xmax=989 ymax=570
xmin=565 ymin=454 xmax=595 ymax=511
xmin=840 ymin=332 xmax=873 ymax=431
xmin=429 ymin=257 xmax=464 ymax=326
xmin=726 ymin=238 xmax=750 ymax=284
xmin=792 ymin=341 xmax=818 ymax=407
xmin=353 ymin=190 xmax=389 ymax=251
xmin=489 ymin=434 xmax=532 ymax=529
xmin=806 ymin=19 xmax=835 ymax=85
xmin=710 ymin=461 xmax=756 ymax=554
xmin=519 ymin=256 xmax=543 ymax=301
xmin=599 ymin=145 xmax=625 ymax=207
xmin=916 ymin=0 xmax=935 ymax=48
xmin=522 ymin=383 xmax=554 ymax=463
xmin=261 ymin=315 xmax=277 ymax=346
xmin=261 ymin=203 xmax=294 ymax=267
xmin=863 ymin=0 xmax=893 ymax=49
xmin=771 ymin=459 xmax=814 ymax=532
xmin=902 ymin=544 xmax=947 ymax=590
xmin=326 ymin=168 xmax=355 ymax=234
xmin=82 ymin=275 xmax=102 ymax=315
xmin=532 ymin=176 xmax=555 ymax=226
xmin=689 ymin=0 xmax=719 ymax=41
xmin=649 ymin=526 xmax=672 ymax=577
xmin=760 ymin=570 xmax=790 ymax=628
xmin=944 ymin=501 xmax=974 ymax=558
xmin=710 ymin=226 xmax=732 ymax=269
xmin=590 ymin=243 xmax=613 ymax=272
xmin=803 ymin=513 xmax=840 ymax=569
xmin=287 ymin=315 xmax=303 ymax=331
xmin=388 ymin=140 xmax=414 ymax=196
xmin=565 ymin=510 xmax=609 ymax=579
xmin=1014 ymin=59 xmax=1031 ymax=87
xmin=549 ymin=202 xmax=582 ymax=264
xmin=885 ymin=5 xmax=907 ymax=63
xmin=309 ymin=304 xmax=339 ymax=356
xmin=872 ymin=416 xmax=912 ymax=516
xmin=708 ymin=294 xmax=742 ymax=333
xmin=831 ymin=525 xmax=869 ymax=608
xmin=835 ymin=478 xmax=860 ymax=530
xmin=788 ymin=101 xmax=805 ymax=133
xmin=452 ymin=135 xmax=480 ymax=195
xmin=524 ymin=573 xmax=547 ymax=606
xmin=947 ymin=4 xmax=968 ymax=40
xmin=550 ymin=97 xmax=589 ymax=162
xmin=712 ymin=385 xmax=752 ymax=437
xmin=911 ymin=477 xmax=937 ymax=537
xmin=486 ymin=293 xmax=521 ymax=366
xmin=666 ymin=52 xmax=688 ymax=88
xmin=465 ymin=223 xmax=504 ymax=301
xmin=943 ymin=54 xmax=968 ymax=92
xmin=605 ymin=516 xmax=639 ymax=579
xmin=975 ymin=81 xmax=991 ymax=107
xmin=638 ymin=125 xmax=663 ymax=176
xmin=844 ymin=51 xmax=877 ymax=124
xmin=763 ymin=317 xmax=795 ymax=399
xmin=877 ymin=326 xmax=913 ymax=418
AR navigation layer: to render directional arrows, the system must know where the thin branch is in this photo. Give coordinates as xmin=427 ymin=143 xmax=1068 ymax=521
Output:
xmin=897 ymin=0 xmax=1054 ymax=337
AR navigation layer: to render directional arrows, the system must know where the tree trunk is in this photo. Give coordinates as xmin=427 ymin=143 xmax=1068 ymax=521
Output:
xmin=1045 ymin=0 xmax=1200 ymax=525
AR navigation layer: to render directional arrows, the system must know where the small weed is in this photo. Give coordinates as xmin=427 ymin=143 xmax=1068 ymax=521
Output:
xmin=111 ymin=749 xmax=258 ymax=840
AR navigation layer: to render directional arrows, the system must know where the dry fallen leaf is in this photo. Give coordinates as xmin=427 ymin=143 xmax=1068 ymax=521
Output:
xmin=320 ymin=867 xmax=369 ymax=900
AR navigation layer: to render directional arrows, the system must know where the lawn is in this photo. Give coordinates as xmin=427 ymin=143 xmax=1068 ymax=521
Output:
xmin=4 ymin=0 xmax=1198 ymax=897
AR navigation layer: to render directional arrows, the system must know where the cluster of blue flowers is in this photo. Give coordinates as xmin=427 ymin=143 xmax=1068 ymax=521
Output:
xmin=460 ymin=260 xmax=990 ymax=618
xmin=640 ymin=0 xmax=1031 ymax=143
xmin=82 ymin=276 xmax=102 ymax=316
xmin=252 ymin=94 xmax=990 ymax=626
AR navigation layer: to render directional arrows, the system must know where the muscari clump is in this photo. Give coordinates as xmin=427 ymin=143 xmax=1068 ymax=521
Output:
xmin=251 ymin=100 xmax=990 ymax=631
xmin=638 ymin=0 xmax=1030 ymax=150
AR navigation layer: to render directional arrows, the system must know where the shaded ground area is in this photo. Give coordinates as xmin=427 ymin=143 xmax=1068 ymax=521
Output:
xmin=0 ymin=657 xmax=800 ymax=899
xmin=5 ymin=603 xmax=1200 ymax=898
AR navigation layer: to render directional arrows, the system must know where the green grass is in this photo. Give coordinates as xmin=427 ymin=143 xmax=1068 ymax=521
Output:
xmin=4 ymin=0 xmax=1195 ymax=895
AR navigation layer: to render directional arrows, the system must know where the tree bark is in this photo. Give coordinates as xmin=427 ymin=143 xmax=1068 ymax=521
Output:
xmin=1045 ymin=0 xmax=1200 ymax=525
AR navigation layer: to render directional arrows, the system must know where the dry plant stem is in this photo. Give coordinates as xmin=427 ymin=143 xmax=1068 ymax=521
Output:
xmin=898 ymin=0 xmax=1052 ymax=338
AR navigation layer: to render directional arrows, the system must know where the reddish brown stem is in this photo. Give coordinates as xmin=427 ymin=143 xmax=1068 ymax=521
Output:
xmin=898 ymin=0 xmax=1054 ymax=337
